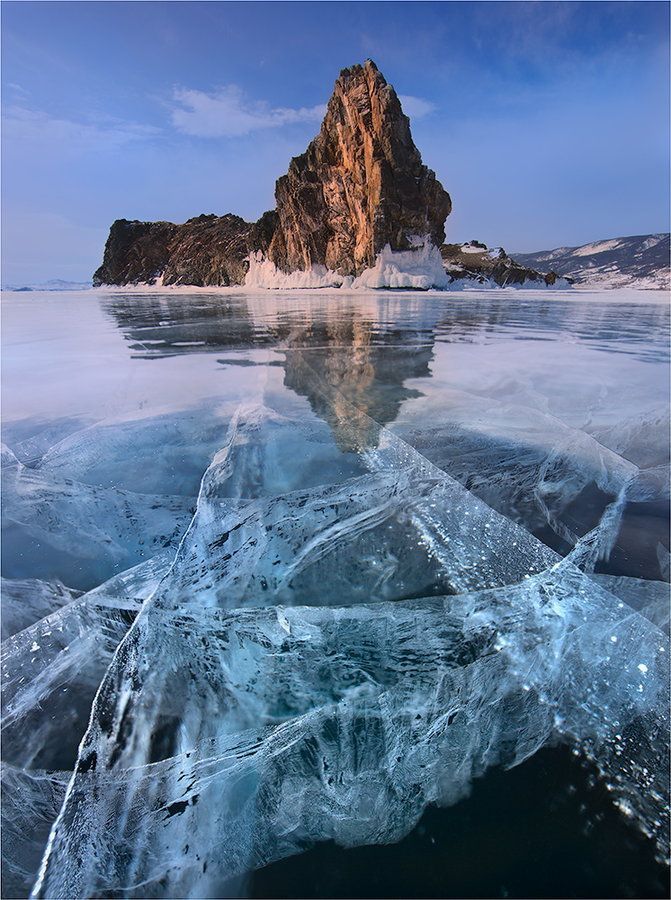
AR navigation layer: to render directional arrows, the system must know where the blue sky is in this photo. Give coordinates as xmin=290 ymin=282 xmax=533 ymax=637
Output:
xmin=2 ymin=0 xmax=669 ymax=283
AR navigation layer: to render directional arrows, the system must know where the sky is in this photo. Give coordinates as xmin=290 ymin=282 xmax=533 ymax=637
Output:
xmin=2 ymin=0 xmax=669 ymax=284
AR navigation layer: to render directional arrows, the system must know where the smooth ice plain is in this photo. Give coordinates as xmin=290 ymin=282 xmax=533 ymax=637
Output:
xmin=1 ymin=287 xmax=669 ymax=899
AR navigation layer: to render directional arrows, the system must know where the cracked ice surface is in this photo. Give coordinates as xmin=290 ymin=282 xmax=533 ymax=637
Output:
xmin=25 ymin=400 xmax=669 ymax=899
xmin=1 ymin=455 xmax=194 ymax=591
xmin=1 ymin=290 xmax=668 ymax=898
xmin=1 ymin=554 xmax=171 ymax=898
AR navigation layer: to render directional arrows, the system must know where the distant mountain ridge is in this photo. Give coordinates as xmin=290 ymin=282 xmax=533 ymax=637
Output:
xmin=513 ymin=234 xmax=670 ymax=290
xmin=3 ymin=279 xmax=93 ymax=292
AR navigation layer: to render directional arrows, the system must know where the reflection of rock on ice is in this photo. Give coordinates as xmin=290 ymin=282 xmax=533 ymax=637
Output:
xmin=283 ymin=311 xmax=434 ymax=452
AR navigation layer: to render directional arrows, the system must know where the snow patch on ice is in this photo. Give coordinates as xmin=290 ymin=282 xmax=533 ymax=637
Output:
xmin=445 ymin=276 xmax=573 ymax=292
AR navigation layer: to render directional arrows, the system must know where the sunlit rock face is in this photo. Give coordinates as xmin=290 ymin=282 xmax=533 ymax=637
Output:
xmin=268 ymin=60 xmax=452 ymax=276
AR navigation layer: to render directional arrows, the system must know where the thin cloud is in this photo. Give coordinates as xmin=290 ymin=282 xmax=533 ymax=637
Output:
xmin=170 ymin=85 xmax=436 ymax=137
xmin=398 ymin=95 xmax=436 ymax=119
xmin=6 ymin=82 xmax=30 ymax=99
xmin=2 ymin=106 xmax=158 ymax=152
xmin=171 ymin=85 xmax=326 ymax=138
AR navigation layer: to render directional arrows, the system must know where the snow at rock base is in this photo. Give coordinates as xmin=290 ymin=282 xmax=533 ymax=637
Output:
xmin=245 ymin=240 xmax=571 ymax=291
xmin=245 ymin=240 xmax=451 ymax=290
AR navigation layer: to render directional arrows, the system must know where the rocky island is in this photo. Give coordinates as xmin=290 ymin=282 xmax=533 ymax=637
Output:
xmin=94 ymin=60 xmax=558 ymax=290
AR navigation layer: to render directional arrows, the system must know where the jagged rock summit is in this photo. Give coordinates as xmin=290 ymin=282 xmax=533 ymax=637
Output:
xmin=266 ymin=60 xmax=451 ymax=276
xmin=93 ymin=60 xmax=553 ymax=290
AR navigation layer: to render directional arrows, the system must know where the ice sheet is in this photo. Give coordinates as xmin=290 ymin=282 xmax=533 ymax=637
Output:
xmin=1 ymin=289 xmax=667 ymax=899
xmin=1 ymin=460 xmax=193 ymax=589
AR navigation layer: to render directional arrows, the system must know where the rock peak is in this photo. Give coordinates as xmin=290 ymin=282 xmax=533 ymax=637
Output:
xmin=266 ymin=60 xmax=452 ymax=276
xmin=339 ymin=58 xmax=380 ymax=78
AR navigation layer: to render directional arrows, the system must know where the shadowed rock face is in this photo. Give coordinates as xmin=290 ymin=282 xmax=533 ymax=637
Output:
xmin=93 ymin=220 xmax=178 ymax=286
xmin=93 ymin=60 xmax=455 ymax=287
xmin=267 ymin=60 xmax=452 ymax=276
xmin=93 ymin=213 xmax=278 ymax=287
xmin=162 ymin=212 xmax=277 ymax=287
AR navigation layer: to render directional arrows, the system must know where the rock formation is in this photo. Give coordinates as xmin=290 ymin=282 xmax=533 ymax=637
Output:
xmin=93 ymin=60 xmax=557 ymax=290
xmin=94 ymin=220 xmax=177 ymax=286
xmin=94 ymin=59 xmax=455 ymax=288
xmin=441 ymin=242 xmax=561 ymax=287
xmin=93 ymin=213 xmax=278 ymax=287
xmin=266 ymin=60 xmax=451 ymax=276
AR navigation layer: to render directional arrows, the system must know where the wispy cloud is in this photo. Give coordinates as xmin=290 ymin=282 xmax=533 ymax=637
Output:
xmin=171 ymin=85 xmax=326 ymax=138
xmin=2 ymin=106 xmax=157 ymax=153
xmin=6 ymin=82 xmax=30 ymax=99
xmin=398 ymin=95 xmax=436 ymax=119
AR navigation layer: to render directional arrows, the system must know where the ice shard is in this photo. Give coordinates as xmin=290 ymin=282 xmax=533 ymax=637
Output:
xmin=1 ymin=554 xmax=174 ymax=898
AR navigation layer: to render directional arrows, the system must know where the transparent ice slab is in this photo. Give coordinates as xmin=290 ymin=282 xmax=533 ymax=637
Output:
xmin=31 ymin=575 xmax=668 ymax=899
xmin=1 ymin=578 xmax=82 ymax=642
xmin=1 ymin=458 xmax=193 ymax=590
xmin=1 ymin=553 xmax=174 ymax=899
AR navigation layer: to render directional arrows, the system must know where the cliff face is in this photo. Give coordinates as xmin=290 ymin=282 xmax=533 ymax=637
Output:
xmin=267 ymin=60 xmax=451 ymax=276
xmin=162 ymin=213 xmax=277 ymax=287
xmin=93 ymin=220 xmax=177 ymax=286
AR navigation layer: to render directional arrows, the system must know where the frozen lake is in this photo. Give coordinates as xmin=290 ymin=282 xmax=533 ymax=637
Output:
xmin=1 ymin=288 xmax=669 ymax=898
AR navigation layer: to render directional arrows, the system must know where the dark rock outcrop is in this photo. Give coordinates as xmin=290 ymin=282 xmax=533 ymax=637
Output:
xmin=163 ymin=214 xmax=266 ymax=287
xmin=93 ymin=213 xmax=278 ymax=287
xmin=93 ymin=220 xmax=177 ymax=286
xmin=267 ymin=60 xmax=451 ymax=276
xmin=441 ymin=242 xmax=561 ymax=287
xmin=162 ymin=214 xmax=252 ymax=287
